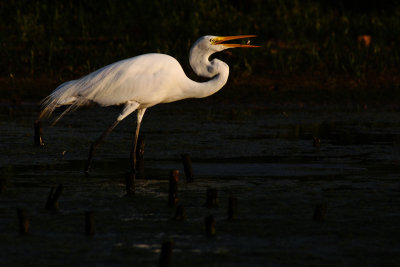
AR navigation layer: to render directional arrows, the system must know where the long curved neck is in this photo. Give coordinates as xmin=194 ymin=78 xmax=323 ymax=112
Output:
xmin=187 ymin=67 xmax=229 ymax=99
xmin=183 ymin=47 xmax=229 ymax=99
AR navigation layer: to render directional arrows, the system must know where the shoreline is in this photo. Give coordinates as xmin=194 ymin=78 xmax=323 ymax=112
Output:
xmin=1 ymin=71 xmax=399 ymax=108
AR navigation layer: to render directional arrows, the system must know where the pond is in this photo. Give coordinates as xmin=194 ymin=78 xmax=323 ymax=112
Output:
xmin=1 ymin=100 xmax=399 ymax=266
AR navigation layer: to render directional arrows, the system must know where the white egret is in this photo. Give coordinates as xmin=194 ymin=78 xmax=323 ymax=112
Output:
xmin=39 ymin=35 xmax=259 ymax=176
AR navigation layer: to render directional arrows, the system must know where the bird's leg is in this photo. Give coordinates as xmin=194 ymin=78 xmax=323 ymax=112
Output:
xmin=85 ymin=101 xmax=141 ymax=177
xmin=84 ymin=120 xmax=120 ymax=176
xmin=130 ymin=123 xmax=140 ymax=174
xmin=130 ymin=108 xmax=146 ymax=176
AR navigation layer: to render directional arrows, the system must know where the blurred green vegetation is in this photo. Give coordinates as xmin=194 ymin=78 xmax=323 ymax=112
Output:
xmin=1 ymin=0 xmax=400 ymax=92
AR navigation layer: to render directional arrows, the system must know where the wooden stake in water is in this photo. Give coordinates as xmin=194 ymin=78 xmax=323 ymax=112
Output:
xmin=205 ymin=215 xmax=216 ymax=237
xmin=34 ymin=120 xmax=44 ymax=146
xmin=168 ymin=170 xmax=179 ymax=207
xmin=85 ymin=211 xmax=95 ymax=236
xmin=125 ymin=172 xmax=135 ymax=196
xmin=136 ymin=135 xmax=145 ymax=179
xmin=159 ymin=240 xmax=174 ymax=267
xmin=205 ymin=188 xmax=218 ymax=208
xmin=173 ymin=205 xmax=186 ymax=221
xmin=313 ymin=137 xmax=321 ymax=148
xmin=0 ymin=178 xmax=6 ymax=193
xmin=181 ymin=153 xmax=193 ymax=182
xmin=228 ymin=197 xmax=238 ymax=220
xmin=45 ymin=184 xmax=63 ymax=211
xmin=17 ymin=208 xmax=29 ymax=234
xmin=313 ymin=203 xmax=327 ymax=222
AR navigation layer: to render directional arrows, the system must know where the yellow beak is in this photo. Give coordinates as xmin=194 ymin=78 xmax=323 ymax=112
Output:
xmin=213 ymin=35 xmax=260 ymax=48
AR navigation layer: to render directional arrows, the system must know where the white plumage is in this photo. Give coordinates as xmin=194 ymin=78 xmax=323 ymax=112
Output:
xmin=39 ymin=35 xmax=258 ymax=175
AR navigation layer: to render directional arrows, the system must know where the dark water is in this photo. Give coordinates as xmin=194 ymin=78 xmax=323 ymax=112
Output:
xmin=1 ymin=100 xmax=399 ymax=266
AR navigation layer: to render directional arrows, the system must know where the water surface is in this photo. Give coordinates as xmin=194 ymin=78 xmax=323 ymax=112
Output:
xmin=1 ymin=100 xmax=399 ymax=266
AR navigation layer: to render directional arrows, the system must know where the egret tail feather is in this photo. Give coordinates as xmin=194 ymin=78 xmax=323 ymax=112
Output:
xmin=39 ymin=79 xmax=89 ymax=124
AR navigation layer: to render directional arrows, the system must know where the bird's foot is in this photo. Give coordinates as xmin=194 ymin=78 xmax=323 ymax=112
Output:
xmin=84 ymin=162 xmax=91 ymax=177
xmin=126 ymin=170 xmax=136 ymax=195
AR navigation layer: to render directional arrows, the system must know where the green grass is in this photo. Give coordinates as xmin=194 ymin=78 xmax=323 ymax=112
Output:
xmin=1 ymin=0 xmax=400 ymax=102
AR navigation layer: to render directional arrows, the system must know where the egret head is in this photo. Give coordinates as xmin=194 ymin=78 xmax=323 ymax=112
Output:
xmin=192 ymin=35 xmax=259 ymax=53
xmin=189 ymin=35 xmax=259 ymax=78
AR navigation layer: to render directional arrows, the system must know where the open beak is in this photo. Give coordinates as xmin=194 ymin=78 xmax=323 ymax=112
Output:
xmin=213 ymin=35 xmax=260 ymax=48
